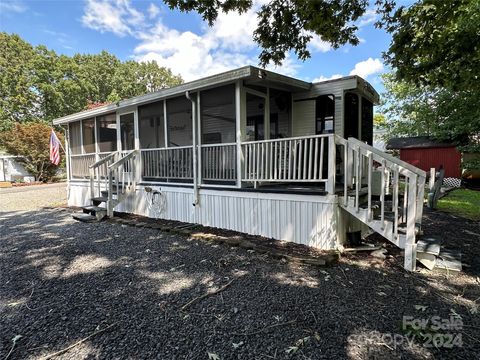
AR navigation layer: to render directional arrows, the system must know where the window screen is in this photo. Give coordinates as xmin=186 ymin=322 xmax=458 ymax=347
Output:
xmin=139 ymin=101 xmax=165 ymax=149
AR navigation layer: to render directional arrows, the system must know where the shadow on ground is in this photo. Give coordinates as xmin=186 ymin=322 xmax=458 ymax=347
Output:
xmin=0 ymin=208 xmax=479 ymax=359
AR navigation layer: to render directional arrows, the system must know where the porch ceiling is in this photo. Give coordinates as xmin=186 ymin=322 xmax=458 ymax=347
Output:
xmin=52 ymin=66 xmax=312 ymax=126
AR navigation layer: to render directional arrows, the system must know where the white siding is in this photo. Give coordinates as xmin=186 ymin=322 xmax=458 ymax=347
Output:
xmin=291 ymin=100 xmax=315 ymax=136
xmin=68 ymin=182 xmax=341 ymax=250
xmin=292 ymin=77 xmax=359 ymax=138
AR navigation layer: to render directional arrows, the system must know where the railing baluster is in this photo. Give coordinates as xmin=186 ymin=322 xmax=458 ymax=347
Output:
xmin=367 ymin=152 xmax=373 ymax=221
xmin=319 ymin=137 xmax=324 ymax=180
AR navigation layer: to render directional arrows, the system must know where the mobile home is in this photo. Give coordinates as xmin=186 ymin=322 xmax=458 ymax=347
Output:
xmin=53 ymin=66 xmax=426 ymax=271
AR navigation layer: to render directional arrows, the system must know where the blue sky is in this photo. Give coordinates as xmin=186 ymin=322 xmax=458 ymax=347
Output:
xmin=0 ymin=0 xmax=397 ymax=92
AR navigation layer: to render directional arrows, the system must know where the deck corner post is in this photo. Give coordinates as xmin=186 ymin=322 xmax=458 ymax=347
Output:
xmin=326 ymin=135 xmax=336 ymax=194
xmin=404 ymin=174 xmax=418 ymax=271
xmin=235 ymin=80 xmax=244 ymax=188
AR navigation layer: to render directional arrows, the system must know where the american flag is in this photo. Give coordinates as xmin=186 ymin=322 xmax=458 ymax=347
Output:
xmin=49 ymin=129 xmax=61 ymax=165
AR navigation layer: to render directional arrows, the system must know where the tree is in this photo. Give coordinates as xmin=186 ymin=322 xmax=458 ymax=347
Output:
xmin=164 ymin=0 xmax=382 ymax=66
xmin=0 ymin=122 xmax=64 ymax=182
xmin=380 ymin=73 xmax=480 ymax=149
xmin=0 ymin=33 xmax=183 ymax=127
xmin=382 ymin=0 xmax=480 ymax=91
xmin=0 ymin=33 xmax=39 ymax=131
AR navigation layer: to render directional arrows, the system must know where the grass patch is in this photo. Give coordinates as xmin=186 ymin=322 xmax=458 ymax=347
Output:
xmin=437 ymin=189 xmax=480 ymax=220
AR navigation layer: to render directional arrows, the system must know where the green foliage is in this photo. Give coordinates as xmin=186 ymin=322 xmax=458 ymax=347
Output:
xmin=383 ymin=0 xmax=480 ymax=91
xmin=0 ymin=32 xmax=183 ymax=127
xmin=164 ymin=0 xmax=373 ymax=66
xmin=380 ymin=73 xmax=480 ymax=146
xmin=437 ymin=189 xmax=480 ymax=220
xmin=0 ymin=122 xmax=65 ymax=182
xmin=0 ymin=33 xmax=40 ymax=130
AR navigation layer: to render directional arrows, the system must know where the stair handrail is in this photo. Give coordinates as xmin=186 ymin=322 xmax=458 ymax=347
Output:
xmin=89 ymin=151 xmax=118 ymax=169
xmin=335 ymin=135 xmax=427 ymax=271
xmin=89 ymin=151 xmax=119 ymax=199
xmin=346 ymin=137 xmax=426 ymax=177
xmin=106 ymin=149 xmax=139 ymax=217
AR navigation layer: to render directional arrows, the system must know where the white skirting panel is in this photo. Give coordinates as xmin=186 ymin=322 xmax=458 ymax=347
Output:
xmin=67 ymin=182 xmax=341 ymax=250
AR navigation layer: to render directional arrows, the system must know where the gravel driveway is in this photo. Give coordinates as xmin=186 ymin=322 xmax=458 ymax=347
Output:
xmin=0 ymin=193 xmax=479 ymax=359
xmin=0 ymin=183 xmax=67 ymax=212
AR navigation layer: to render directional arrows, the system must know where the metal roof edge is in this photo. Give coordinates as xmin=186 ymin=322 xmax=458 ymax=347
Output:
xmin=53 ymin=66 xmax=254 ymax=125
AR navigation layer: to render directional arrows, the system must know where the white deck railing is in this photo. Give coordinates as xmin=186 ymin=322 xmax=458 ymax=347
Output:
xmin=241 ymin=134 xmax=335 ymax=190
xmin=71 ymin=153 xmax=96 ymax=178
xmin=141 ymin=146 xmax=193 ymax=180
xmin=201 ymin=143 xmax=237 ymax=181
xmin=335 ymin=136 xmax=426 ymax=271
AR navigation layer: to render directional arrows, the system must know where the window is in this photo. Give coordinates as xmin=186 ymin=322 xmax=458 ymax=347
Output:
xmin=139 ymin=101 xmax=165 ymax=149
xmin=120 ymin=113 xmax=135 ymax=150
xmin=344 ymin=92 xmax=359 ymax=139
xmin=82 ymin=118 xmax=95 ymax=153
xmin=97 ymin=113 xmax=117 ymax=152
xmin=361 ymin=97 xmax=373 ymax=145
xmin=201 ymin=84 xmax=235 ymax=144
xmin=166 ymin=96 xmax=192 ymax=147
xmin=69 ymin=121 xmax=81 ymax=155
xmin=315 ymin=95 xmax=335 ymax=134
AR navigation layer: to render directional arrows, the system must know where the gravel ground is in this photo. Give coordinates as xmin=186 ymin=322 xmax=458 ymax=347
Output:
xmin=0 ymin=196 xmax=479 ymax=359
xmin=0 ymin=183 xmax=67 ymax=212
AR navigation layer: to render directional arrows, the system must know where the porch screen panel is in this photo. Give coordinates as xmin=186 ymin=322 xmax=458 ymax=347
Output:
xmin=97 ymin=113 xmax=117 ymax=152
xmin=201 ymin=84 xmax=235 ymax=144
xmin=139 ymin=101 xmax=165 ymax=148
xmin=166 ymin=96 xmax=192 ymax=147
xmin=246 ymin=93 xmax=265 ymax=141
xmin=69 ymin=121 xmax=81 ymax=155
xmin=120 ymin=113 xmax=135 ymax=150
xmin=82 ymin=118 xmax=95 ymax=153
xmin=269 ymin=89 xmax=291 ymax=139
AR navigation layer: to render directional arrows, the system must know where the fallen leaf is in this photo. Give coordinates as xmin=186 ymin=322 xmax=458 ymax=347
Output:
xmin=207 ymin=352 xmax=220 ymax=360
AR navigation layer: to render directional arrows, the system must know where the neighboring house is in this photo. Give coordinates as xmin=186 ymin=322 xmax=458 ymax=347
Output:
xmin=0 ymin=154 xmax=33 ymax=182
xmin=53 ymin=65 xmax=427 ymax=271
xmin=386 ymin=136 xmax=462 ymax=178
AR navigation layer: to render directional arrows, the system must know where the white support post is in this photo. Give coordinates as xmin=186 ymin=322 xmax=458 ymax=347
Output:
xmin=326 ymin=135 xmax=336 ymax=194
xmin=94 ymin=117 xmax=100 ymax=162
xmin=404 ymin=174 xmax=418 ymax=271
xmin=133 ymin=108 xmax=141 ymax=186
xmin=163 ymin=100 xmax=169 ymax=148
xmin=264 ymin=87 xmax=270 ymax=140
xmin=235 ymin=80 xmax=243 ymax=188
xmin=197 ymin=92 xmax=202 ymax=186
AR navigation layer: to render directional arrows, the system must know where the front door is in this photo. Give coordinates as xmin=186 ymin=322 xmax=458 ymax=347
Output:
xmin=119 ymin=113 xmax=135 ymax=151
xmin=344 ymin=92 xmax=359 ymax=140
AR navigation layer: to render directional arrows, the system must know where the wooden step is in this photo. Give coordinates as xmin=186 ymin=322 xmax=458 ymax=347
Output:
xmin=72 ymin=212 xmax=97 ymax=222
xmin=82 ymin=205 xmax=107 ymax=221
xmin=417 ymin=237 xmax=441 ymax=256
xmin=435 ymin=250 xmax=462 ymax=272
xmin=91 ymin=196 xmax=108 ymax=205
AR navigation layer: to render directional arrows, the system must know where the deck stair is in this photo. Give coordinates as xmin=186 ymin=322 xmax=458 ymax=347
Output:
xmin=72 ymin=150 xmax=139 ymax=221
xmin=335 ymin=136 xmax=427 ymax=271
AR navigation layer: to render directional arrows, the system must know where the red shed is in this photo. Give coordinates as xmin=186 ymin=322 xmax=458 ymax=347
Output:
xmin=386 ymin=136 xmax=462 ymax=178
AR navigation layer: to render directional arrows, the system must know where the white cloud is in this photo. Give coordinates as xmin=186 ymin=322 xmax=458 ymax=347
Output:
xmin=357 ymin=8 xmax=378 ymax=28
xmin=349 ymin=58 xmax=384 ymax=79
xmin=312 ymin=74 xmax=343 ymax=83
xmin=0 ymin=1 xmax=27 ymax=13
xmin=80 ymin=0 xmax=324 ymax=81
xmin=309 ymin=35 xmax=331 ymax=53
xmin=148 ymin=3 xmax=160 ymax=19
xmin=81 ymin=0 xmax=144 ymax=36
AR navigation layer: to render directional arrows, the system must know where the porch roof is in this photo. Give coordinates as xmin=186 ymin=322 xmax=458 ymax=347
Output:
xmin=52 ymin=65 xmax=312 ymax=125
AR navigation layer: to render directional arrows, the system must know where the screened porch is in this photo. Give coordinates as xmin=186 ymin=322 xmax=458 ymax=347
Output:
xmin=66 ymin=81 xmax=336 ymax=192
